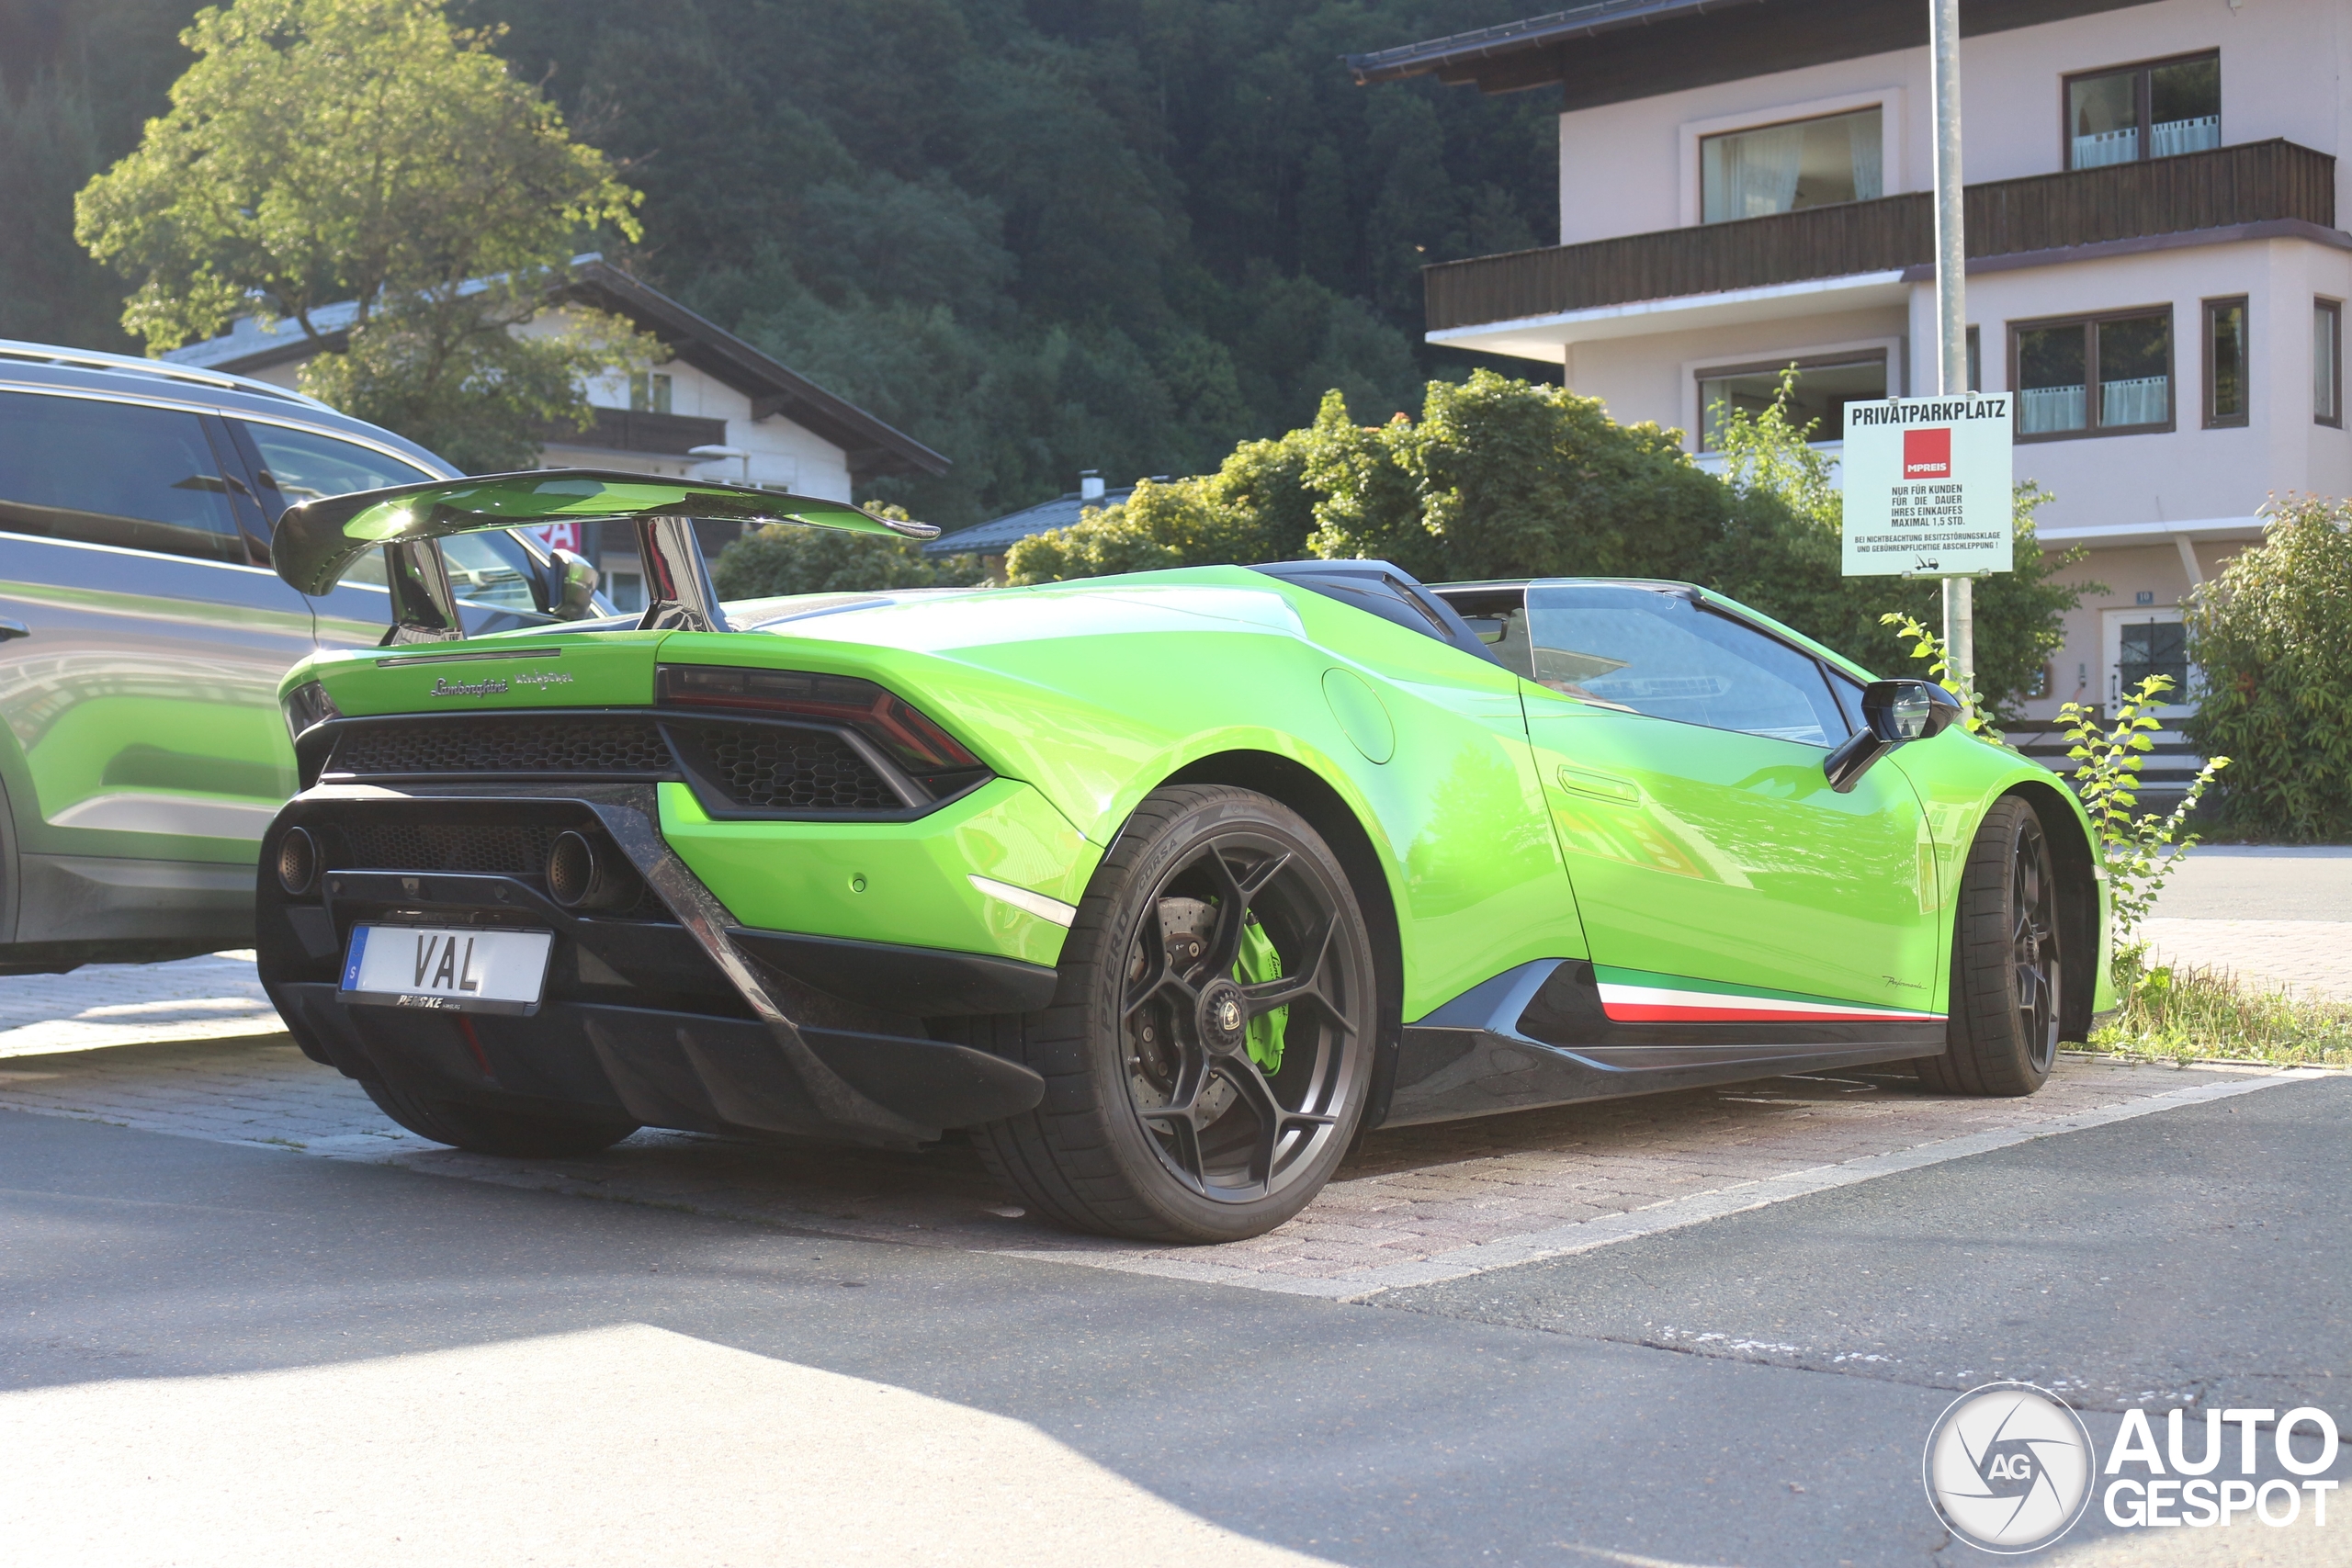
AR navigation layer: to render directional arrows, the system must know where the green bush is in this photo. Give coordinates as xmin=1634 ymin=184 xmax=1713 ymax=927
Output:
xmin=1002 ymin=368 xmax=2081 ymax=715
xmin=1003 ymin=429 xmax=1317 ymax=584
xmin=711 ymin=506 xmax=984 ymax=600
xmin=2182 ymin=495 xmax=2352 ymax=840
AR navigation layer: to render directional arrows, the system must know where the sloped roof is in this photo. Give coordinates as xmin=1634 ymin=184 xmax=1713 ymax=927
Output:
xmin=921 ymin=485 xmax=1137 ymax=558
xmin=162 ymin=257 xmax=948 ymax=481
xmin=1347 ymin=0 xmax=2159 ymax=107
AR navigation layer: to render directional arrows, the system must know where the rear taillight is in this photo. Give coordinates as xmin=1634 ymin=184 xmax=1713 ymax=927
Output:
xmin=282 ymin=679 xmax=342 ymax=744
xmin=657 ymin=664 xmax=984 ymax=785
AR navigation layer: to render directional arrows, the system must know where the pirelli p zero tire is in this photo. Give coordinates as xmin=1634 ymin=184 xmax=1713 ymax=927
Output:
xmin=1917 ymin=795 xmax=2062 ymax=1098
xmin=360 ymin=1078 xmax=639 ymax=1158
xmin=965 ymin=784 xmax=1378 ymax=1244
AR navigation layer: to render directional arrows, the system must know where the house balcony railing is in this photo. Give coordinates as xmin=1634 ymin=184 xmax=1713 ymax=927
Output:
xmin=1426 ymin=139 xmax=2337 ymax=333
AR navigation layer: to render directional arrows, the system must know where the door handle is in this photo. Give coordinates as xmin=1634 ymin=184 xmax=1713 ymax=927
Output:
xmin=0 ymin=617 xmax=28 ymax=642
xmin=1555 ymin=762 xmax=1639 ymax=804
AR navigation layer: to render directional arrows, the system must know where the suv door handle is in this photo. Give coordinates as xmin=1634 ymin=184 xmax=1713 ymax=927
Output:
xmin=0 ymin=618 xmax=28 ymax=641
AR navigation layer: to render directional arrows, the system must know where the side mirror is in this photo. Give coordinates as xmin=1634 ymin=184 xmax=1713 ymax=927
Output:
xmin=1824 ymin=679 xmax=1962 ymax=793
xmin=551 ymin=548 xmax=602 ymax=620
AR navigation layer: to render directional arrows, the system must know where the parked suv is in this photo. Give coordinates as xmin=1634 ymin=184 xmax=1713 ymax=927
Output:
xmin=0 ymin=340 xmax=594 ymax=973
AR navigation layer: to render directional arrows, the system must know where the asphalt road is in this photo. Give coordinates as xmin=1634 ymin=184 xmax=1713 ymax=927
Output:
xmin=3 ymin=1072 xmax=2345 ymax=1566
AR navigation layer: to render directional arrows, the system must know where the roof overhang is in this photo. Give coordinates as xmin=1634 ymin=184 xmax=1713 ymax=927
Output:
xmin=161 ymin=260 xmax=950 ymax=483
xmin=1349 ymin=0 xmax=2163 ymax=109
xmin=1428 ymin=269 xmax=1910 ymax=360
xmin=2036 ymin=516 xmax=2266 ymax=548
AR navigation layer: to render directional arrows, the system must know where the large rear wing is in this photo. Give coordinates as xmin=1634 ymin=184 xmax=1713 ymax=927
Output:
xmin=271 ymin=468 xmax=936 ymax=641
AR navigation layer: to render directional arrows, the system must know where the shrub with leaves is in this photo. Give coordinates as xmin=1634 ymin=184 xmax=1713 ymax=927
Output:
xmin=2057 ymin=674 xmax=2228 ymax=942
xmin=1877 ymin=613 xmax=1998 ymax=741
xmin=2182 ymin=494 xmax=2352 ymax=841
xmin=1002 ymin=429 xmax=1318 ymax=584
xmin=1303 ymin=371 xmax=1726 ymax=584
xmin=712 ymin=506 xmax=983 ymax=600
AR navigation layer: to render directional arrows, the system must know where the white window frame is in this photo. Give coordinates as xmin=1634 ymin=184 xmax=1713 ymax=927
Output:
xmin=1679 ymin=88 xmax=1905 ymax=229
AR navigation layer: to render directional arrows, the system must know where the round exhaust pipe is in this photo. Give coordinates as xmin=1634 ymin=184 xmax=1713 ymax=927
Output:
xmin=546 ymin=830 xmax=631 ymax=910
xmin=276 ymin=827 xmax=318 ymax=897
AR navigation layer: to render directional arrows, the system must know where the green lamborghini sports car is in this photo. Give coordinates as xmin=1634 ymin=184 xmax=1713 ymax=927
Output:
xmin=255 ymin=471 xmax=2112 ymax=1243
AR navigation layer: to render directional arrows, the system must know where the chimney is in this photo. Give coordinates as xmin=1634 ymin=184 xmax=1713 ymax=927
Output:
xmin=1079 ymin=470 xmax=1105 ymax=502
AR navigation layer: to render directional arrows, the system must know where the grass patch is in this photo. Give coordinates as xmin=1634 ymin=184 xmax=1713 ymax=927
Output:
xmin=2086 ymin=947 xmax=2352 ymax=1067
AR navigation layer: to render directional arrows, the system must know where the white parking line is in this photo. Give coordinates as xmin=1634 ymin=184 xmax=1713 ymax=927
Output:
xmin=1007 ymin=1069 xmax=2329 ymax=1301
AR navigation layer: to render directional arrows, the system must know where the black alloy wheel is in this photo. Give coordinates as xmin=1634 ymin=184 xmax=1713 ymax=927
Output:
xmin=963 ymin=784 xmax=1377 ymax=1243
xmin=1917 ymin=795 xmax=2064 ymax=1097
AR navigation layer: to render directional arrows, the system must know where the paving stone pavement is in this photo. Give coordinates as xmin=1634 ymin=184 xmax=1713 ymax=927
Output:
xmin=0 ymin=1033 xmax=2282 ymax=1295
xmin=0 ymin=953 xmax=280 ymax=1060
xmin=2140 ymin=918 xmax=2352 ymax=1001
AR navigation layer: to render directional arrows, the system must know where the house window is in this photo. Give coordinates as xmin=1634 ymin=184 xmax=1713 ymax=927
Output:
xmin=1698 ymin=353 xmax=1886 ymax=449
xmin=1966 ymin=325 xmax=1981 ymax=392
xmin=2318 ymin=299 xmax=2344 ymax=428
xmin=1701 ymin=107 xmax=1883 ymax=223
xmin=2204 ymin=297 xmax=2249 ymax=427
xmin=2066 ymin=52 xmax=2220 ymax=170
xmin=628 ymin=371 xmax=673 ymax=414
xmin=2011 ymin=310 xmax=2173 ymax=439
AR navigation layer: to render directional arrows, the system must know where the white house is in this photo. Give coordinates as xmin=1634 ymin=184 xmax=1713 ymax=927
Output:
xmin=1353 ymin=0 xmax=2351 ymax=794
xmin=164 ymin=258 xmax=948 ymax=610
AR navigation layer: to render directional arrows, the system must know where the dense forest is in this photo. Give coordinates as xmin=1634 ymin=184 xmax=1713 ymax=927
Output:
xmin=0 ymin=0 xmax=1560 ymax=526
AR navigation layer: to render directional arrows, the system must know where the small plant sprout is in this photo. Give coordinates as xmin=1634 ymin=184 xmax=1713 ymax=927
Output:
xmin=2056 ymin=674 xmax=2228 ymax=946
xmin=1877 ymin=612 xmax=1998 ymax=742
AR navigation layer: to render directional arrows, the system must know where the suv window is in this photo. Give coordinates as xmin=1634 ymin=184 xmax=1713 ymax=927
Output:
xmin=234 ymin=422 xmax=550 ymax=614
xmin=237 ymin=421 xmax=435 ymax=516
xmin=1524 ymin=583 xmax=1850 ymax=747
xmin=0 ymin=391 xmax=248 ymax=564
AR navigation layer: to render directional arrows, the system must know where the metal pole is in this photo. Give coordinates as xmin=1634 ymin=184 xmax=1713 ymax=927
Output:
xmin=1929 ymin=0 xmax=1973 ymax=701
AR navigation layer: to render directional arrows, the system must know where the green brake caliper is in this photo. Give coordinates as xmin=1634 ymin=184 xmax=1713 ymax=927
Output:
xmin=1233 ymin=917 xmax=1288 ymax=1074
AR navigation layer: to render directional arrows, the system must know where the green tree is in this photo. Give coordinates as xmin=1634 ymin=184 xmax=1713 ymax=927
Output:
xmin=1002 ymin=429 xmax=1321 ymax=585
xmin=74 ymin=0 xmax=650 ymax=470
xmin=713 ymin=508 xmax=983 ymax=601
xmin=2182 ymin=495 xmax=2352 ymax=840
xmin=1303 ymin=371 xmax=1725 ymax=583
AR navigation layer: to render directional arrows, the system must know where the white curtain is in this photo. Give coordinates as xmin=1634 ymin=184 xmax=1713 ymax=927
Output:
xmin=2100 ymin=375 xmax=2170 ymax=427
xmin=2150 ymin=115 xmax=2221 ymax=159
xmin=2019 ymin=385 xmax=2086 ymax=434
xmin=1703 ymin=123 xmax=1805 ymax=222
xmin=1848 ymin=112 xmax=1883 ymax=201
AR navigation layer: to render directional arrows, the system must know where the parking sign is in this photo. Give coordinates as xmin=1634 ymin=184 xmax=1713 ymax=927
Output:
xmin=1840 ymin=396 xmax=2013 ymax=577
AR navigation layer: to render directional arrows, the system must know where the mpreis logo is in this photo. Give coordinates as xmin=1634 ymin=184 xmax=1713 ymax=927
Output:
xmin=1905 ymin=426 xmax=1952 ymax=479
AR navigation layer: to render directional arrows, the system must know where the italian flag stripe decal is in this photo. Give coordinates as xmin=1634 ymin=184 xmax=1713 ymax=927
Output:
xmin=1593 ymin=965 xmax=1943 ymax=1024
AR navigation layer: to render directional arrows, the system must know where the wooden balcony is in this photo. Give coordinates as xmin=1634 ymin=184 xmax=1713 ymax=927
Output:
xmin=539 ymin=406 xmax=730 ymax=457
xmin=1427 ymin=139 xmax=2338 ymax=333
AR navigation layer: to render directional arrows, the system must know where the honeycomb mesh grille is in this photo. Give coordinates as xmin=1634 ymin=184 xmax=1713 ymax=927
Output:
xmin=667 ymin=721 xmax=899 ymax=811
xmin=329 ymin=718 xmax=672 ymax=778
xmin=335 ymin=822 xmax=557 ymax=874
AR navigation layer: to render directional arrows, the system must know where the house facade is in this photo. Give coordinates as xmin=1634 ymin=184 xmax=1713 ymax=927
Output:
xmin=164 ymin=260 xmax=947 ymax=611
xmin=1354 ymin=0 xmax=2350 ymax=790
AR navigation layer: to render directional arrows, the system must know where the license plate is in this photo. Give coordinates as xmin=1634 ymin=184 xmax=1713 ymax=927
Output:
xmin=339 ymin=924 xmax=554 ymax=1015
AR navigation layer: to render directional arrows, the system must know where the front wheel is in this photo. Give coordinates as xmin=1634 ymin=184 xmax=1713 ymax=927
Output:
xmin=966 ymin=784 xmax=1378 ymax=1243
xmin=1917 ymin=795 xmax=2062 ymax=1097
